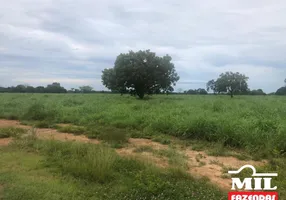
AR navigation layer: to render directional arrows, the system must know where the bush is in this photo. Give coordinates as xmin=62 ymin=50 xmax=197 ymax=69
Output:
xmin=22 ymin=103 xmax=57 ymax=121
xmin=40 ymin=141 xmax=118 ymax=183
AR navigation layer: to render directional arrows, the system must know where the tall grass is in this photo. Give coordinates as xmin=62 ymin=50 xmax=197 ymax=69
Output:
xmin=9 ymin=137 xmax=225 ymax=199
xmin=0 ymin=93 xmax=286 ymax=158
xmin=0 ymin=127 xmax=27 ymax=138
xmin=40 ymin=141 xmax=117 ymax=183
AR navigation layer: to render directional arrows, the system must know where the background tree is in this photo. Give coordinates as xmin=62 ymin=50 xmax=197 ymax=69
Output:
xmin=79 ymin=85 xmax=93 ymax=93
xmin=275 ymin=87 xmax=286 ymax=95
xmin=274 ymin=79 xmax=286 ymax=95
xmin=184 ymin=88 xmax=208 ymax=95
xmin=249 ymin=89 xmax=266 ymax=95
xmin=14 ymin=85 xmax=26 ymax=93
xmin=35 ymin=86 xmax=45 ymax=93
xmin=208 ymin=72 xmax=249 ymax=98
xmin=26 ymin=86 xmax=35 ymax=93
xmin=196 ymin=88 xmax=208 ymax=95
xmin=102 ymin=50 xmax=179 ymax=99
xmin=206 ymin=79 xmax=217 ymax=94
xmin=45 ymin=82 xmax=67 ymax=93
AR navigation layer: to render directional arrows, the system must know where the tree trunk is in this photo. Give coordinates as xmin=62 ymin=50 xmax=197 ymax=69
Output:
xmin=135 ymin=85 xmax=145 ymax=99
xmin=230 ymin=91 xmax=233 ymax=98
xmin=137 ymin=92 xmax=144 ymax=99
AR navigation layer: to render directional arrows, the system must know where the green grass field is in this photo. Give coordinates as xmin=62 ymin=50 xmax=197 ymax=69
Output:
xmin=1 ymin=93 xmax=286 ymax=157
xmin=0 ymin=93 xmax=285 ymax=199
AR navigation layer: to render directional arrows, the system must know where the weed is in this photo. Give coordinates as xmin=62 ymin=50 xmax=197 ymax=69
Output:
xmin=40 ymin=140 xmax=118 ymax=183
xmin=22 ymin=103 xmax=57 ymax=121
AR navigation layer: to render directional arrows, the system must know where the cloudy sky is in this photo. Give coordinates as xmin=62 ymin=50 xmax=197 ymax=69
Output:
xmin=1 ymin=0 xmax=286 ymax=92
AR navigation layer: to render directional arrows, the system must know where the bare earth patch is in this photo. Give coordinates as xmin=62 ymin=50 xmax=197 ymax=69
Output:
xmin=0 ymin=138 xmax=12 ymax=146
xmin=0 ymin=119 xmax=267 ymax=191
xmin=184 ymin=149 xmax=267 ymax=189
xmin=34 ymin=128 xmax=99 ymax=144
xmin=0 ymin=119 xmax=30 ymax=129
xmin=116 ymin=148 xmax=169 ymax=168
xmin=128 ymin=138 xmax=167 ymax=150
xmin=0 ymin=119 xmax=100 ymax=144
xmin=56 ymin=123 xmax=74 ymax=127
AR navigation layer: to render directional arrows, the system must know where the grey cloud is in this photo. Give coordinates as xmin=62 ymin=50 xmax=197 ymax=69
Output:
xmin=1 ymin=0 xmax=286 ymax=92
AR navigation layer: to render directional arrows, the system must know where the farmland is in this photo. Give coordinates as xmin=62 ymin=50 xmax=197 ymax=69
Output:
xmin=0 ymin=93 xmax=286 ymax=199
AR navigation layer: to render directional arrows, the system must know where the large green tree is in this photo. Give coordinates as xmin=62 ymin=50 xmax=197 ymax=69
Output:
xmin=102 ymin=50 xmax=180 ymax=99
xmin=207 ymin=72 xmax=249 ymax=98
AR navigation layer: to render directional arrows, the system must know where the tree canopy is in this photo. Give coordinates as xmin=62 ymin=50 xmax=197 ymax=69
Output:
xmin=0 ymin=83 xmax=67 ymax=93
xmin=79 ymin=86 xmax=93 ymax=93
xmin=184 ymin=88 xmax=208 ymax=95
xmin=276 ymin=87 xmax=286 ymax=95
xmin=206 ymin=72 xmax=249 ymax=97
xmin=102 ymin=50 xmax=180 ymax=99
xmin=249 ymin=89 xmax=266 ymax=95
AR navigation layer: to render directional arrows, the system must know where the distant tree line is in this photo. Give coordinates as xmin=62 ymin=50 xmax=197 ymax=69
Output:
xmin=0 ymin=83 xmax=102 ymax=94
xmin=183 ymin=88 xmax=208 ymax=95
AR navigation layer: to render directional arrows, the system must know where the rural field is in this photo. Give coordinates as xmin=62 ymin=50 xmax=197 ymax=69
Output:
xmin=0 ymin=93 xmax=285 ymax=200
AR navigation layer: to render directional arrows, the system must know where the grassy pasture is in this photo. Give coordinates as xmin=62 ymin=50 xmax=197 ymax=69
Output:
xmin=0 ymin=135 xmax=225 ymax=200
xmin=0 ymin=93 xmax=285 ymax=158
xmin=0 ymin=93 xmax=286 ymax=199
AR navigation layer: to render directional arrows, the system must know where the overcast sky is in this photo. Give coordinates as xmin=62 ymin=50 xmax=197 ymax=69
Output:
xmin=1 ymin=0 xmax=286 ymax=92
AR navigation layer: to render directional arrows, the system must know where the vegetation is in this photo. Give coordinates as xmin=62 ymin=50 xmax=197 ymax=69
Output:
xmin=207 ymin=72 xmax=249 ymax=97
xmin=275 ymin=86 xmax=286 ymax=95
xmin=0 ymin=136 xmax=225 ymax=200
xmin=0 ymin=93 xmax=286 ymax=159
xmin=0 ymin=83 xmax=96 ymax=94
xmin=1 ymin=93 xmax=286 ymax=199
xmin=0 ymin=127 xmax=27 ymax=138
xmin=1 ymin=74 xmax=285 ymax=97
xmin=184 ymin=88 xmax=208 ymax=95
xmin=102 ymin=50 xmax=180 ymax=98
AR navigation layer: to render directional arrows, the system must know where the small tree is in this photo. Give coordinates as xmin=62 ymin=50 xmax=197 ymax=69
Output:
xmin=79 ymin=86 xmax=93 ymax=93
xmin=45 ymin=82 xmax=67 ymax=93
xmin=208 ymin=72 xmax=249 ymax=98
xmin=276 ymin=87 xmax=286 ymax=95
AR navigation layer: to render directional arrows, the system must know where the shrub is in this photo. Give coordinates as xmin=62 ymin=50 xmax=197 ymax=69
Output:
xmin=22 ymin=103 xmax=57 ymax=121
xmin=40 ymin=141 xmax=118 ymax=183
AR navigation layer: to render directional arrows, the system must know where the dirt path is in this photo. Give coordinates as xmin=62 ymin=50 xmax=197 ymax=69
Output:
xmin=0 ymin=138 xmax=12 ymax=146
xmin=0 ymin=120 xmax=100 ymax=144
xmin=0 ymin=119 xmax=266 ymax=190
